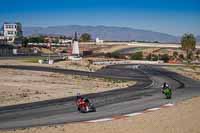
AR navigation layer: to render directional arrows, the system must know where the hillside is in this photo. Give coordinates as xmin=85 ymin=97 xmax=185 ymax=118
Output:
xmin=23 ymin=25 xmax=180 ymax=43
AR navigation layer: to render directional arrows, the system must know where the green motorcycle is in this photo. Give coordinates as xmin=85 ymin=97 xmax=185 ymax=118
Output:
xmin=162 ymin=88 xmax=172 ymax=99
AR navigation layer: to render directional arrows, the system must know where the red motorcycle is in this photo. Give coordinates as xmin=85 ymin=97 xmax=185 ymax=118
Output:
xmin=76 ymin=97 xmax=96 ymax=113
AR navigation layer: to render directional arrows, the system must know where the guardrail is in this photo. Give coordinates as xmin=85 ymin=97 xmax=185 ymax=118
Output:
xmin=93 ymin=60 xmax=164 ymax=65
xmin=80 ymin=42 xmax=200 ymax=48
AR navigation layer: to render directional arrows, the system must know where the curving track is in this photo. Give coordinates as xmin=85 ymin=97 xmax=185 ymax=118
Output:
xmin=0 ymin=64 xmax=199 ymax=130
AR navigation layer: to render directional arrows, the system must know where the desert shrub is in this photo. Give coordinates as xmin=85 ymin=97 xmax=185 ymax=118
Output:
xmin=131 ymin=52 xmax=143 ymax=60
xmin=179 ymin=54 xmax=184 ymax=60
xmin=160 ymin=54 xmax=170 ymax=63
xmin=105 ymin=52 xmax=120 ymax=58
xmin=152 ymin=54 xmax=159 ymax=61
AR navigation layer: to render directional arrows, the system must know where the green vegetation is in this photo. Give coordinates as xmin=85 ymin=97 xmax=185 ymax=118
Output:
xmin=130 ymin=52 xmax=143 ymax=60
xmin=79 ymin=33 xmax=92 ymax=42
xmin=22 ymin=35 xmax=70 ymax=46
xmin=22 ymin=37 xmax=29 ymax=47
xmin=160 ymin=54 xmax=170 ymax=63
xmin=179 ymin=54 xmax=184 ymax=60
xmin=28 ymin=36 xmax=45 ymax=43
xmin=128 ymin=47 xmax=146 ymax=53
xmin=181 ymin=33 xmax=196 ymax=61
xmin=105 ymin=52 xmax=121 ymax=58
xmin=173 ymin=51 xmax=178 ymax=58
xmin=186 ymin=51 xmax=193 ymax=60
xmin=181 ymin=33 xmax=196 ymax=51
xmin=146 ymin=54 xmax=159 ymax=61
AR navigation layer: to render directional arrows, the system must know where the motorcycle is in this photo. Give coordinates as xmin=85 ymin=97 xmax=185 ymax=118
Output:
xmin=76 ymin=97 xmax=96 ymax=113
xmin=162 ymin=87 xmax=172 ymax=99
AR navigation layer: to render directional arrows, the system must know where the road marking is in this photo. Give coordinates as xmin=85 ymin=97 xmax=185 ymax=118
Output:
xmin=163 ymin=103 xmax=174 ymax=107
xmin=146 ymin=107 xmax=161 ymax=111
xmin=84 ymin=103 xmax=175 ymax=123
xmin=86 ymin=118 xmax=113 ymax=123
xmin=124 ymin=112 xmax=143 ymax=117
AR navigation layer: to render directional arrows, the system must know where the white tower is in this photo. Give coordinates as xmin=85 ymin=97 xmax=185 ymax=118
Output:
xmin=72 ymin=32 xmax=80 ymax=56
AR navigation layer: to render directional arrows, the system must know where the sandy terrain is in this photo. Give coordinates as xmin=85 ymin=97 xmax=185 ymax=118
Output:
xmin=0 ymin=58 xmax=104 ymax=72
xmin=0 ymin=68 xmax=135 ymax=107
xmin=94 ymin=45 xmax=135 ymax=53
xmin=2 ymin=96 xmax=200 ymax=133
xmin=163 ymin=65 xmax=200 ymax=80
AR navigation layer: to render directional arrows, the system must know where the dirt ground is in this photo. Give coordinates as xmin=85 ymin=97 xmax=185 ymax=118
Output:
xmin=93 ymin=45 xmax=136 ymax=53
xmin=0 ymin=58 xmax=104 ymax=72
xmin=2 ymin=96 xmax=200 ymax=133
xmin=163 ymin=65 xmax=200 ymax=80
xmin=0 ymin=68 xmax=135 ymax=107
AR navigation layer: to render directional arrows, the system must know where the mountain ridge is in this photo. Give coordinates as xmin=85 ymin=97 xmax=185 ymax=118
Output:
xmin=23 ymin=25 xmax=198 ymax=43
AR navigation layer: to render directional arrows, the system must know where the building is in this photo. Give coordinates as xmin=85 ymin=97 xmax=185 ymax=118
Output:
xmin=0 ymin=29 xmax=6 ymax=44
xmin=96 ymin=37 xmax=104 ymax=44
xmin=59 ymin=39 xmax=72 ymax=44
xmin=0 ymin=44 xmax=14 ymax=56
xmin=3 ymin=22 xmax=23 ymax=44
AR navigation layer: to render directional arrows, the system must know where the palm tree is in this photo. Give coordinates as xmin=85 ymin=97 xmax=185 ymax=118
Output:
xmin=181 ymin=33 xmax=196 ymax=60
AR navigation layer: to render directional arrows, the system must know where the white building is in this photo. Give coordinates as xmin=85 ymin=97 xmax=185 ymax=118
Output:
xmin=3 ymin=22 xmax=23 ymax=43
xmin=58 ymin=39 xmax=72 ymax=44
xmin=96 ymin=37 xmax=104 ymax=44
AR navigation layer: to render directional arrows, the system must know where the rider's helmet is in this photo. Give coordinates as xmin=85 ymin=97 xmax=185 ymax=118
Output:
xmin=76 ymin=93 xmax=81 ymax=100
xmin=163 ymin=82 xmax=169 ymax=88
xmin=84 ymin=98 xmax=90 ymax=103
xmin=163 ymin=82 xmax=167 ymax=87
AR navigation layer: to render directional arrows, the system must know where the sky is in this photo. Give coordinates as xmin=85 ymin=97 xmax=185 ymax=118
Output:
xmin=0 ymin=0 xmax=200 ymax=36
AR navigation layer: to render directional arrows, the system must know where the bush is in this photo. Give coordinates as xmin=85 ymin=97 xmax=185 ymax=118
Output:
xmin=181 ymin=33 xmax=196 ymax=51
xmin=179 ymin=54 xmax=184 ymax=60
xmin=79 ymin=33 xmax=92 ymax=42
xmin=106 ymin=52 xmax=120 ymax=58
xmin=160 ymin=54 xmax=170 ymax=63
xmin=131 ymin=52 xmax=143 ymax=60
xmin=187 ymin=51 xmax=193 ymax=60
xmin=152 ymin=54 xmax=159 ymax=61
xmin=173 ymin=51 xmax=178 ymax=58
xmin=146 ymin=54 xmax=159 ymax=61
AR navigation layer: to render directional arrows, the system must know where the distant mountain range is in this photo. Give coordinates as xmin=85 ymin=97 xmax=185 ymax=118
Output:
xmin=23 ymin=25 xmax=200 ymax=44
xmin=196 ymin=36 xmax=200 ymax=43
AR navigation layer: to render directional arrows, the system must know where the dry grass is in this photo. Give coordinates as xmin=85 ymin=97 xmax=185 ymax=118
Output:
xmin=163 ymin=65 xmax=200 ymax=80
xmin=0 ymin=58 xmax=103 ymax=72
xmin=0 ymin=68 xmax=135 ymax=107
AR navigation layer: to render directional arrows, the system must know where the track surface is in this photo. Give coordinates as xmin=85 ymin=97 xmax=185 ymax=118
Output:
xmin=0 ymin=64 xmax=199 ymax=130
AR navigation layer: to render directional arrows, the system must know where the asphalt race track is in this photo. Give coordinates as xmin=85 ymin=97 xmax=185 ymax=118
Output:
xmin=0 ymin=64 xmax=200 ymax=130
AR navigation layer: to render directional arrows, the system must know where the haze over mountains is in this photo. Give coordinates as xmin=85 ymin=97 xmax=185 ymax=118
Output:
xmin=196 ymin=36 xmax=200 ymax=43
xmin=23 ymin=25 xmax=199 ymax=43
